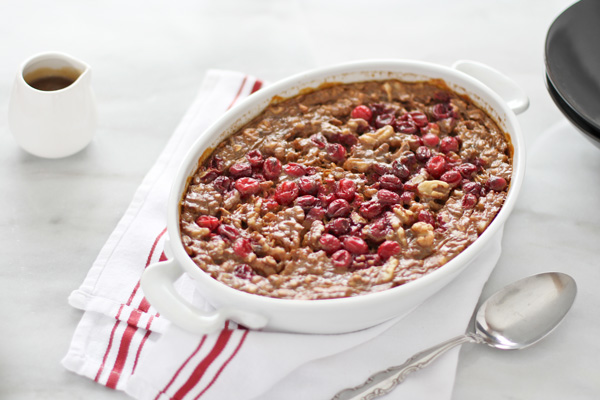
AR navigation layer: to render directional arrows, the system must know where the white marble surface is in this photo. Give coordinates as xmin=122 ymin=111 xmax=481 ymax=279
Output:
xmin=1 ymin=0 xmax=598 ymax=399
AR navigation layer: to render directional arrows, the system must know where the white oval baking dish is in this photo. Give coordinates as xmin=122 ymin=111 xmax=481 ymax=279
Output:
xmin=141 ymin=59 xmax=528 ymax=334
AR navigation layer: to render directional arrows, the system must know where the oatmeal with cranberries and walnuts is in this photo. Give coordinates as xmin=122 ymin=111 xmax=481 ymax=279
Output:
xmin=179 ymin=79 xmax=512 ymax=300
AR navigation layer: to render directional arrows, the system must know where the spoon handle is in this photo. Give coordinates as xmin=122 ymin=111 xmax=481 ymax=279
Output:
xmin=331 ymin=332 xmax=484 ymax=400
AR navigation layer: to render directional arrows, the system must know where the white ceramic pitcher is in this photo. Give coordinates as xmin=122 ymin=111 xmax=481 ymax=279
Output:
xmin=8 ymin=52 xmax=97 ymax=158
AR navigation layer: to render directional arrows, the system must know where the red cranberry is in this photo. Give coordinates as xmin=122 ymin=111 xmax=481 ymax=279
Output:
xmin=351 ymin=193 xmax=364 ymax=207
xmin=343 ymin=236 xmax=369 ymax=255
xmin=326 ymin=143 xmax=346 ymax=163
xmin=474 ymin=157 xmax=487 ymax=169
xmin=379 ymin=174 xmax=403 ymax=192
xmin=391 ymin=160 xmax=411 ymax=179
xmin=201 ymin=169 xmax=219 ymax=183
xmin=432 ymin=103 xmax=452 ymax=120
xmin=415 ymin=146 xmax=432 ymax=162
xmin=263 ymin=157 xmax=282 ymax=180
xmin=399 ymin=152 xmax=417 ymax=167
xmin=331 ymin=249 xmax=352 ymax=268
xmin=375 ymin=113 xmax=395 ymax=129
xmin=295 ymin=195 xmax=319 ymax=210
xmin=403 ymin=182 xmax=418 ymax=192
xmin=348 ymin=223 xmax=364 ymax=237
xmin=284 ymin=163 xmax=307 ymax=177
xmin=463 ymin=181 xmax=482 ymax=196
xmin=319 ymin=192 xmax=337 ymax=207
xmin=275 ymin=181 xmax=299 ymax=205
xmin=319 ymin=233 xmax=342 ymax=254
xmin=422 ymin=133 xmax=440 ymax=147
xmin=378 ymin=240 xmax=401 ymax=260
xmin=360 ymin=200 xmax=384 ymax=219
xmin=208 ymin=155 xmax=225 ymax=171
xmin=235 ymin=177 xmax=261 ymax=196
xmin=213 ymin=176 xmax=232 ymax=193
xmin=370 ymin=103 xmax=393 ymax=118
xmin=440 ymin=136 xmax=459 ymax=153
xmin=410 ymin=134 xmax=424 ymax=148
xmin=335 ymin=178 xmax=356 ymax=201
xmin=408 ymin=111 xmax=429 ymax=127
xmin=426 ymin=155 xmax=447 ymax=179
xmin=366 ymin=172 xmax=381 ymax=186
xmin=394 ymin=119 xmax=418 ymax=134
xmin=233 ymin=264 xmax=253 ymax=279
xmin=298 ymin=177 xmax=319 ymax=195
xmin=326 ymin=218 xmax=351 ymax=236
xmin=229 ymin=162 xmax=253 ymax=178
xmin=306 ymin=206 xmax=326 ymax=221
xmin=418 ymin=210 xmax=436 ymax=226
xmin=366 ymin=218 xmax=390 ymax=242
xmin=371 ymin=163 xmax=391 ymax=176
xmin=440 ymin=170 xmax=462 ymax=185
xmin=217 ymin=224 xmax=239 ymax=241
xmin=462 ymin=193 xmax=478 ymax=208
xmin=377 ymin=189 xmax=401 ymax=205
xmin=351 ymin=105 xmax=372 ymax=121
xmin=233 ymin=238 xmax=253 ymax=258
xmin=487 ymin=176 xmax=508 ymax=191
xmin=341 ymin=133 xmax=360 ymax=146
xmin=196 ymin=215 xmax=220 ymax=231
xmin=246 ymin=149 xmax=263 ymax=168
xmin=262 ymin=198 xmax=279 ymax=212
xmin=327 ymin=198 xmax=351 ymax=218
xmin=311 ymin=133 xmax=328 ymax=148
xmin=320 ymin=177 xmax=336 ymax=194
xmin=457 ymin=162 xmax=478 ymax=178
xmin=399 ymin=191 xmax=415 ymax=205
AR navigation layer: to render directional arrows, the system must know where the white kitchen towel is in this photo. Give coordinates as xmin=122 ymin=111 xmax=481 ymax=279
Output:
xmin=62 ymin=69 xmax=503 ymax=400
xmin=126 ymin=235 xmax=500 ymax=400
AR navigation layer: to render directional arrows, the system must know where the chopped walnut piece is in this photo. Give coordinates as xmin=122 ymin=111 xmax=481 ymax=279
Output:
xmin=359 ymin=125 xmax=394 ymax=148
xmin=411 ymin=222 xmax=435 ymax=247
xmin=417 ymin=180 xmax=451 ymax=201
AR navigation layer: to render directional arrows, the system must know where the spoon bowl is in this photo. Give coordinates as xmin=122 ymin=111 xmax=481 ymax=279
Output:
xmin=332 ymin=272 xmax=577 ymax=400
xmin=475 ymin=272 xmax=577 ymax=350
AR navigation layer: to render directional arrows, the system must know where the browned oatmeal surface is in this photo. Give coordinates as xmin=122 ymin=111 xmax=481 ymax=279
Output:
xmin=179 ymin=79 xmax=512 ymax=300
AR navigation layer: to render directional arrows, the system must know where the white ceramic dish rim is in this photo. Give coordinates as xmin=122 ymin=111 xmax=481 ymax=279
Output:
xmin=151 ymin=59 xmax=526 ymax=328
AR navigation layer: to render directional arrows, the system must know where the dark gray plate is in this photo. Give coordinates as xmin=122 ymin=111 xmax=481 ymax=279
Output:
xmin=546 ymin=74 xmax=600 ymax=147
xmin=545 ymin=0 xmax=600 ymax=136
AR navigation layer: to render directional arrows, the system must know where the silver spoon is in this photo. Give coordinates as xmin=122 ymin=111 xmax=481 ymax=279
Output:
xmin=332 ymin=272 xmax=577 ymax=400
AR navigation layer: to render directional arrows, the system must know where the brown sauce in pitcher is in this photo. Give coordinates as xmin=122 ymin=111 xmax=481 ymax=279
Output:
xmin=24 ymin=66 xmax=81 ymax=91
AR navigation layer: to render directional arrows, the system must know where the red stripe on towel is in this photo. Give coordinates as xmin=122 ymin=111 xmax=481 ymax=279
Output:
xmin=172 ymin=328 xmax=234 ymax=400
xmin=94 ymin=305 xmax=125 ymax=382
xmin=250 ymin=79 xmax=263 ymax=94
xmin=154 ymin=335 xmax=208 ymax=400
xmin=95 ymin=227 xmax=166 ymax=386
xmin=132 ymin=315 xmax=155 ymax=375
xmin=226 ymin=76 xmax=248 ymax=109
xmin=106 ymin=309 xmax=143 ymax=388
xmin=195 ymin=330 xmax=249 ymax=399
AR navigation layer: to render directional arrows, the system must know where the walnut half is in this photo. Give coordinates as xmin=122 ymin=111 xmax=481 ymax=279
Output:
xmin=417 ymin=180 xmax=451 ymax=201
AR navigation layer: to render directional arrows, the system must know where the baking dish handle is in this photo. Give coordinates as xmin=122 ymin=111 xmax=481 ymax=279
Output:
xmin=452 ymin=60 xmax=529 ymax=115
xmin=141 ymin=258 xmax=269 ymax=334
